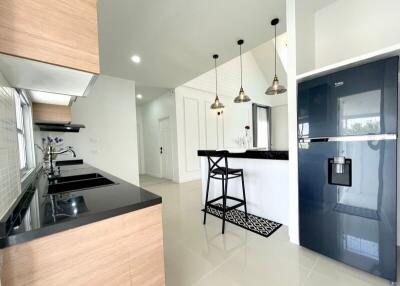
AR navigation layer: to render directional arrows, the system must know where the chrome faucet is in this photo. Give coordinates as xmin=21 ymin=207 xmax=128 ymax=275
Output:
xmin=51 ymin=146 xmax=76 ymax=158
xmin=48 ymin=146 xmax=76 ymax=178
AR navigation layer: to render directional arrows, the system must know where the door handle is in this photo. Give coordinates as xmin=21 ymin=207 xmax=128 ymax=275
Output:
xmin=160 ymin=147 xmax=163 ymax=154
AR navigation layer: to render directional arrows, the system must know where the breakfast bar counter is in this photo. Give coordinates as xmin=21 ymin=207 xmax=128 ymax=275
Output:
xmin=198 ymin=149 xmax=289 ymax=225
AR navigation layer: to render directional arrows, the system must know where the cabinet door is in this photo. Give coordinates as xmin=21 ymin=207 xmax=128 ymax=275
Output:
xmin=0 ymin=0 xmax=99 ymax=74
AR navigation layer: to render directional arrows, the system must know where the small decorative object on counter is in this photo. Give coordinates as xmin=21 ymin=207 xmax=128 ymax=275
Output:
xmin=244 ymin=125 xmax=251 ymax=149
xmin=245 ymin=125 xmax=251 ymax=149
xmin=235 ymin=125 xmax=252 ymax=149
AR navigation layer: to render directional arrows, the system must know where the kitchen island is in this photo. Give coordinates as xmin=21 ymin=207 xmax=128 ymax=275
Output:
xmin=198 ymin=150 xmax=289 ymax=225
xmin=0 ymin=163 xmax=164 ymax=285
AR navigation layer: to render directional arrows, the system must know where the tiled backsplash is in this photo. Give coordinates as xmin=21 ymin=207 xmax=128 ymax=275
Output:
xmin=0 ymin=86 xmax=21 ymax=220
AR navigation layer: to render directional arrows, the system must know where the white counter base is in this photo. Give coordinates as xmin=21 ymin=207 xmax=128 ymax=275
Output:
xmin=200 ymin=157 xmax=289 ymax=225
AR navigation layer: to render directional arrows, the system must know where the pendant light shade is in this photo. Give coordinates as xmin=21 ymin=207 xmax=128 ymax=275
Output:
xmin=266 ymin=75 xmax=287 ymax=95
xmin=266 ymin=18 xmax=287 ymax=95
xmin=210 ymin=54 xmax=224 ymax=112
xmin=234 ymin=39 xmax=251 ymax=103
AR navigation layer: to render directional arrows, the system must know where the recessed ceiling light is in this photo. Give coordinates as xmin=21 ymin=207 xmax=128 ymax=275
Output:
xmin=136 ymin=94 xmax=143 ymax=99
xmin=131 ymin=55 xmax=141 ymax=63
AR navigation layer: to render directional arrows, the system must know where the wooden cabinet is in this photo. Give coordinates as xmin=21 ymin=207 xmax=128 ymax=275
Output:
xmin=32 ymin=103 xmax=72 ymax=123
xmin=0 ymin=0 xmax=100 ymax=74
xmin=1 ymin=205 xmax=166 ymax=285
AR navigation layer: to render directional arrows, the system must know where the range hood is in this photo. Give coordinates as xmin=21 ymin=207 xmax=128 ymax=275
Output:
xmin=36 ymin=123 xmax=85 ymax=133
xmin=0 ymin=53 xmax=97 ymax=97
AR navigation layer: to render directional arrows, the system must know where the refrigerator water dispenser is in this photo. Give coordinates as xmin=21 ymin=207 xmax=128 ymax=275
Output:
xmin=328 ymin=157 xmax=352 ymax=186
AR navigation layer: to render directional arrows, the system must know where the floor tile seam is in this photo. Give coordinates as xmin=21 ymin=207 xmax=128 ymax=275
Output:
xmin=301 ymin=256 xmax=319 ymax=286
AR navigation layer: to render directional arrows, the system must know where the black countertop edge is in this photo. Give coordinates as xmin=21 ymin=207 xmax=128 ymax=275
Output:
xmin=0 ymin=164 xmax=162 ymax=249
xmin=0 ymin=197 xmax=161 ymax=248
xmin=197 ymin=150 xmax=289 ymax=160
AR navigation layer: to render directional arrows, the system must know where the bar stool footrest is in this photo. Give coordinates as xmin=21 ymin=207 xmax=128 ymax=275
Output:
xmin=205 ymin=200 xmax=245 ymax=213
xmin=207 ymin=196 xmax=224 ymax=204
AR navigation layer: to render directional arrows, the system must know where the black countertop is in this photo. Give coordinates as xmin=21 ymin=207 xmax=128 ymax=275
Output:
xmin=197 ymin=149 xmax=289 ymax=160
xmin=0 ymin=164 xmax=161 ymax=248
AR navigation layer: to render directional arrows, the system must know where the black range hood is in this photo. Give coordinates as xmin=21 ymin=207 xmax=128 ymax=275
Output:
xmin=36 ymin=123 xmax=85 ymax=133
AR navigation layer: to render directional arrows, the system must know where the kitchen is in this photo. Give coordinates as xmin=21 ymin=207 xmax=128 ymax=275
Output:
xmin=1 ymin=1 xmax=400 ymax=286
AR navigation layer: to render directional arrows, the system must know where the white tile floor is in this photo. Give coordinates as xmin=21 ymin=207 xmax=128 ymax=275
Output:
xmin=143 ymin=176 xmax=396 ymax=286
xmin=139 ymin=174 xmax=171 ymax=187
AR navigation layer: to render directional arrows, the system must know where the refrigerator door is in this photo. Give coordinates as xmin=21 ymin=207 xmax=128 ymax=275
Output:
xmin=298 ymin=56 xmax=398 ymax=138
xmin=299 ymin=139 xmax=397 ymax=281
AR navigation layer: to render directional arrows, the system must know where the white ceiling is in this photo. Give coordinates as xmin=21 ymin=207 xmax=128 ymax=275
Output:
xmin=97 ymin=0 xmax=286 ymax=89
xmin=135 ymin=86 xmax=170 ymax=106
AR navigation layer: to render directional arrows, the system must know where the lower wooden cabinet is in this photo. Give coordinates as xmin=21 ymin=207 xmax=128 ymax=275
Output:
xmin=0 ymin=205 xmax=165 ymax=286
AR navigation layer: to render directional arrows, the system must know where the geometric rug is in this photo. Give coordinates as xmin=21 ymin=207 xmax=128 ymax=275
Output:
xmin=202 ymin=203 xmax=282 ymax=238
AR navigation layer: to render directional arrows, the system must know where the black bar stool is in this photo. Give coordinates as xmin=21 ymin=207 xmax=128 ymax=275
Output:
xmin=203 ymin=150 xmax=248 ymax=234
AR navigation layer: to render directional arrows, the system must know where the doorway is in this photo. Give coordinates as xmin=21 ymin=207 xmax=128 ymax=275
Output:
xmin=159 ymin=117 xmax=173 ymax=180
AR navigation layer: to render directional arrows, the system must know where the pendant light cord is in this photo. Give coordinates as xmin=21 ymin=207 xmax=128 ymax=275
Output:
xmin=274 ymin=24 xmax=277 ymax=77
xmin=215 ymin=57 xmax=218 ymax=99
xmin=240 ymin=44 xmax=243 ymax=87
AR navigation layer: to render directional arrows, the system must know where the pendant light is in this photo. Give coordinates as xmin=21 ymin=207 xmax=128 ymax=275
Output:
xmin=234 ymin=39 xmax=251 ymax=103
xmin=266 ymin=18 xmax=287 ymax=95
xmin=210 ymin=54 xmax=224 ymax=113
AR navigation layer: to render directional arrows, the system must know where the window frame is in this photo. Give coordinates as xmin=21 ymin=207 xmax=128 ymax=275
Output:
xmin=14 ymin=89 xmax=35 ymax=178
xmin=252 ymin=103 xmax=271 ymax=150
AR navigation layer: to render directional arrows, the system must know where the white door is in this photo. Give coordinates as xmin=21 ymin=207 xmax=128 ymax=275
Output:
xmin=159 ymin=117 xmax=172 ymax=179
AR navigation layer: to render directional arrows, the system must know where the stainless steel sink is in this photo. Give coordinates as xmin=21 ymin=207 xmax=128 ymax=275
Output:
xmin=48 ymin=173 xmax=115 ymax=194
xmin=51 ymin=173 xmax=104 ymax=183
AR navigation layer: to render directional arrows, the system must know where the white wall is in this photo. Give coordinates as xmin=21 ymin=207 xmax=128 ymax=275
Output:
xmin=314 ymin=0 xmax=400 ymax=68
xmin=295 ymin=1 xmax=317 ymax=74
xmin=287 ymin=0 xmax=299 ymax=244
xmin=271 ymin=105 xmax=289 ymax=150
xmin=62 ymin=75 xmax=140 ymax=185
xmin=174 ymin=48 xmax=289 ymax=182
xmin=175 ymin=85 xmax=270 ymax=182
xmin=139 ymin=91 xmax=178 ymax=180
xmin=136 ymin=106 xmax=146 ymax=174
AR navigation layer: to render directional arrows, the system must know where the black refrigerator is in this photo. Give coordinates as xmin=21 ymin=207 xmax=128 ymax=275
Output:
xmin=298 ymin=56 xmax=398 ymax=281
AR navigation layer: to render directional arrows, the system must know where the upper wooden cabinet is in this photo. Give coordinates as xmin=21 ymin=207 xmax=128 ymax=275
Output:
xmin=0 ymin=0 xmax=100 ymax=74
xmin=32 ymin=103 xmax=72 ymax=123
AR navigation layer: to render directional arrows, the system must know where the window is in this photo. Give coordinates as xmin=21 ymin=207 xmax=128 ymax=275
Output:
xmin=252 ymin=103 xmax=271 ymax=149
xmin=14 ymin=90 xmax=33 ymax=173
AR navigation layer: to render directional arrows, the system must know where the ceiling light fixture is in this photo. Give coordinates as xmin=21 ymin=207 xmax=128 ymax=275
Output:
xmin=131 ymin=55 xmax=141 ymax=63
xmin=210 ymin=54 xmax=224 ymax=115
xmin=265 ymin=18 xmax=287 ymax=95
xmin=136 ymin=94 xmax=143 ymax=99
xmin=234 ymin=39 xmax=251 ymax=103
